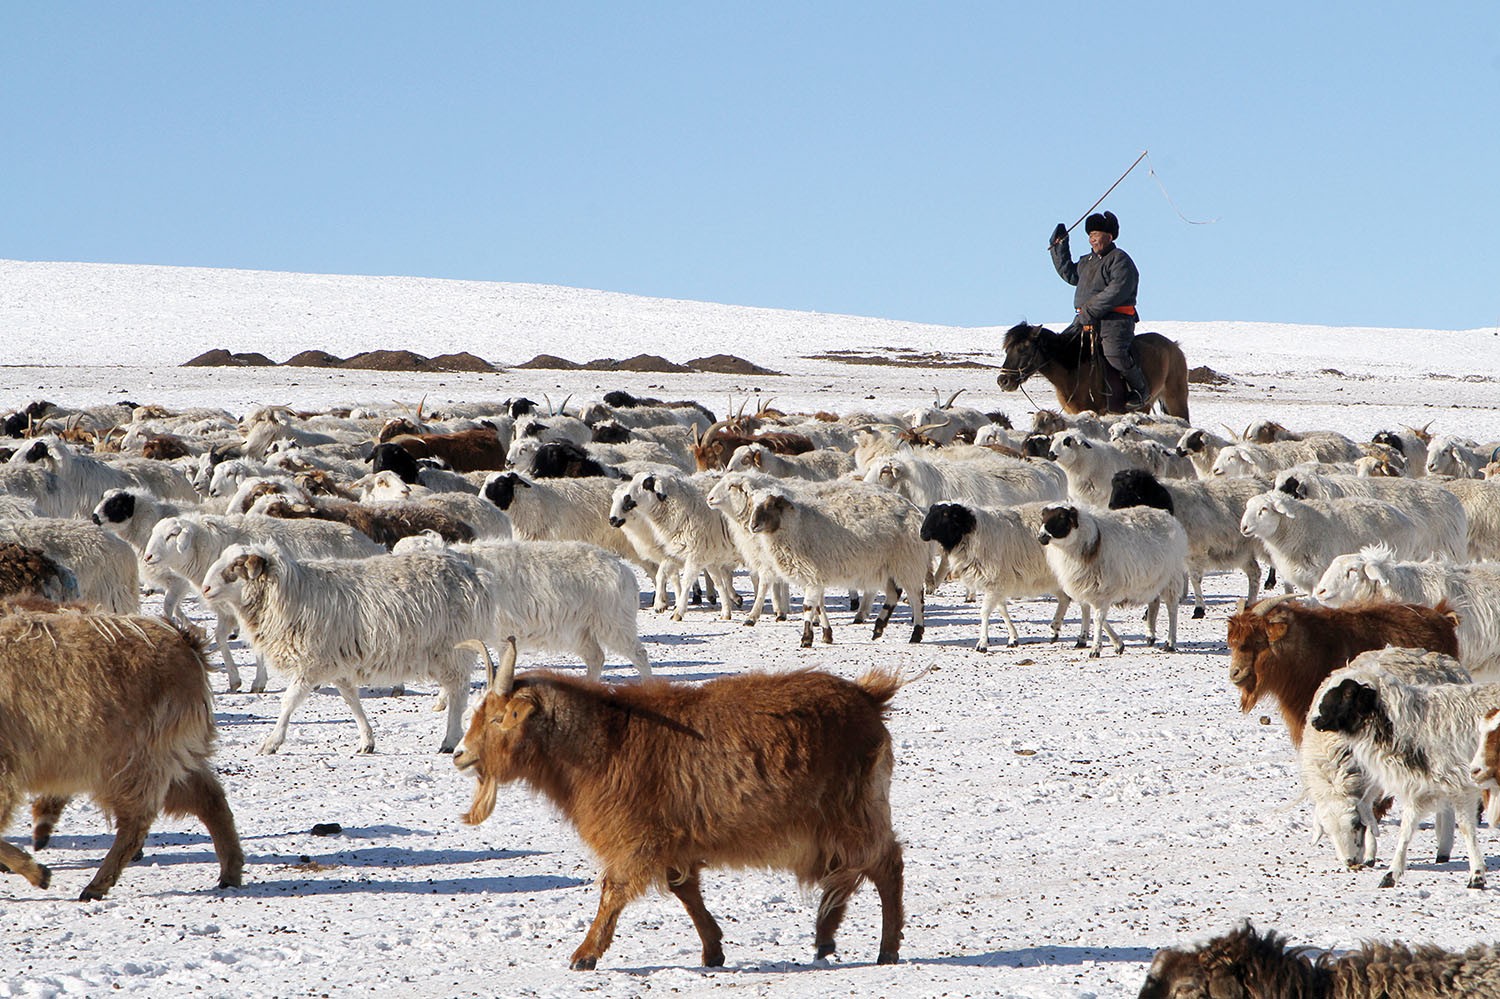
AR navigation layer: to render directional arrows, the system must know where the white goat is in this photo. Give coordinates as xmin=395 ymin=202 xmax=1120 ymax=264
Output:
xmin=1439 ymin=477 xmax=1500 ymax=560
xmin=1274 ymin=469 xmax=1467 ymax=560
xmin=1036 ymin=503 xmax=1188 ymax=658
xmin=862 ymin=450 xmax=1066 ymax=509
xmin=91 ymin=488 xmax=198 ymax=621
xmin=1211 ymin=435 xmax=1362 ymax=479
xmin=612 ymin=471 xmax=738 ymax=622
xmin=702 ymin=472 xmax=793 ymax=626
xmin=1313 ymin=545 xmax=1500 ymax=675
xmin=1238 ymin=492 xmax=1425 ymax=594
xmin=725 ymin=443 xmax=855 ymax=481
xmin=1049 ymin=430 xmax=1140 ymax=506
xmin=1310 ymin=648 xmax=1497 ymax=888
xmin=201 ymin=543 xmax=493 ymax=754
xmin=391 ymin=534 xmax=651 ymax=680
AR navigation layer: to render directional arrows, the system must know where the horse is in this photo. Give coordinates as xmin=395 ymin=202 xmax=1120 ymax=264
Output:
xmin=995 ymin=321 xmax=1190 ymax=421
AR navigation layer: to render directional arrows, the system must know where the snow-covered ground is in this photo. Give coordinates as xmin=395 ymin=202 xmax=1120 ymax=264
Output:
xmin=3 ymin=259 xmax=1499 ymax=998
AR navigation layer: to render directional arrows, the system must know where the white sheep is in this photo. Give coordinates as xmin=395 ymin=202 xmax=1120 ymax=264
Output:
xmin=0 ymin=518 xmax=139 ymax=613
xmin=200 ymin=543 xmax=494 ymax=754
xmin=1310 ymin=648 xmax=1497 ymax=888
xmin=143 ymin=513 xmax=385 ymax=691
xmin=1049 ymin=430 xmax=1142 ymax=506
xmin=1037 ymin=503 xmax=1188 ymax=657
xmin=479 ymin=472 xmax=642 ymax=567
xmin=746 ymin=481 xmax=928 ymax=647
xmin=7 ymin=436 xmax=197 ymax=514
xmin=1439 ymin=477 xmax=1500 ymax=560
xmin=614 ymin=470 xmax=739 ymax=622
xmin=1313 ymin=545 xmax=1500 ymax=675
xmin=91 ymin=488 xmax=198 ymax=621
xmin=391 ymin=534 xmax=651 ymax=680
xmin=861 ymin=449 xmax=1066 ymax=509
xmin=1238 ymin=491 xmax=1426 ymax=594
xmin=725 ymin=442 xmax=855 ymax=482
xmin=1427 ymin=434 xmax=1489 ymax=478
xmin=919 ymin=501 xmax=1084 ymax=650
xmin=703 ymin=472 xmax=793 ymax=626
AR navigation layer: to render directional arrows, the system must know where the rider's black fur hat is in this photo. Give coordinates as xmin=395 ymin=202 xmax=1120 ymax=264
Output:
xmin=1084 ymin=210 xmax=1119 ymax=237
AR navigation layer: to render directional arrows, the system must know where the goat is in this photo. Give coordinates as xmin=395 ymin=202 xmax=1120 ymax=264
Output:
xmin=393 ymin=534 xmax=650 ymax=680
xmin=1372 ymin=426 xmax=1431 ymax=477
xmin=1437 ymin=477 xmax=1500 ymax=560
xmin=0 ymin=542 xmax=77 ymax=602
xmin=1109 ymin=468 xmax=1267 ymax=618
xmin=1048 ymin=430 xmax=1141 ymax=506
xmin=610 ymin=471 xmax=738 ymax=622
xmin=1238 ymin=491 xmax=1426 ymax=594
xmin=725 ymin=442 xmax=855 ymax=481
xmin=385 ymin=427 xmax=507 ymax=473
xmin=1037 ymin=503 xmax=1188 ymax=657
xmin=691 ymin=424 xmax=815 ymax=471
xmin=92 ymin=488 xmax=196 ymax=620
xmin=747 ymin=482 xmax=928 ymax=646
xmin=251 ymin=495 xmax=476 ymax=550
xmin=1140 ymin=920 xmax=1500 ymax=999
xmin=454 ymin=640 xmax=904 ymax=969
xmin=919 ymin=502 xmax=1084 ymax=650
xmin=1211 ymin=434 xmax=1362 ymax=478
xmin=0 ymin=601 xmax=243 ymax=900
xmin=1314 ymin=545 xmax=1500 ymax=675
xmin=0 ymin=518 xmax=138 ymax=614
xmin=702 ymin=472 xmax=794 ymax=626
xmin=200 ymin=544 xmax=493 ymax=754
xmin=1275 ymin=469 xmax=1467 ymax=560
xmin=1426 ymin=434 xmax=1487 ymax=478
xmin=1174 ymin=427 xmax=1235 ymax=479
xmin=1312 ymin=649 xmax=1499 ymax=888
xmin=862 ymin=450 xmax=1066 ymax=509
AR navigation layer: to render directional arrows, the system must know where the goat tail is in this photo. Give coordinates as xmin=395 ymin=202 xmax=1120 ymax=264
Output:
xmin=856 ymin=664 xmax=933 ymax=706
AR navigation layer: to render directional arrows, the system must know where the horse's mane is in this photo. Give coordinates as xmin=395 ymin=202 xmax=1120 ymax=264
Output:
xmin=1003 ymin=322 xmax=1085 ymax=369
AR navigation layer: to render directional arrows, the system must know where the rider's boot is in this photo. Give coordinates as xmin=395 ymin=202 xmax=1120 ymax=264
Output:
xmin=1119 ymin=362 xmax=1151 ymax=411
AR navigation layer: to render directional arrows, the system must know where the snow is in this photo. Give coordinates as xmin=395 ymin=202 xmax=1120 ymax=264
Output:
xmin=3 ymin=259 xmax=1500 ymax=998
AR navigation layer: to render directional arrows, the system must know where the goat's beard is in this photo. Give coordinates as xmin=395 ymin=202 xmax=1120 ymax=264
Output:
xmin=463 ymin=776 xmax=498 ymax=826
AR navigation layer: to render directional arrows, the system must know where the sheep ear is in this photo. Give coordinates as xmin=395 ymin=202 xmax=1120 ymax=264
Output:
xmin=641 ymin=474 xmax=656 ymax=494
xmin=497 ymin=695 xmax=535 ymax=733
xmin=243 ymin=554 xmax=267 ymax=580
xmin=1080 ymin=438 xmax=1092 ymax=448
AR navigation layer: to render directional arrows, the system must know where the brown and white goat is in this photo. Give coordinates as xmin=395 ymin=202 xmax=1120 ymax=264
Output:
xmin=385 ymin=427 xmax=507 ymax=472
xmin=454 ymin=640 xmax=905 ymax=970
xmin=691 ymin=422 xmax=815 ymax=471
xmin=0 ymin=601 xmax=243 ymax=900
xmin=1226 ymin=595 xmax=1460 ymax=746
xmin=254 ymin=496 xmax=476 ymax=550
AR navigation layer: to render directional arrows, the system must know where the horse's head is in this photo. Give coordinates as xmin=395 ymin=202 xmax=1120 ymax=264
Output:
xmin=996 ymin=322 xmax=1049 ymax=391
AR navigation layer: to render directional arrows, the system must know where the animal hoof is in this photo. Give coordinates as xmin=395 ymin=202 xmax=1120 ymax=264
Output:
xmin=1192 ymin=607 xmax=1206 ymax=619
xmin=741 ymin=619 xmax=755 ymax=628
xmin=1378 ymin=872 xmax=1396 ymax=888
xmin=974 ymin=644 xmax=989 ymax=653
xmin=570 ymin=956 xmax=598 ymax=971
xmin=1146 ymin=638 xmax=1157 ymax=647
xmin=32 ymin=828 xmax=52 ymax=851
xmin=36 ymin=865 xmax=51 ymax=890
xmin=438 ymin=745 xmax=455 ymax=755
xmin=355 ymin=745 xmax=375 ymax=755
xmin=1470 ymin=874 xmax=1486 ymax=889
xmin=78 ymin=884 xmax=105 ymax=902
xmin=1436 ymin=853 xmax=1451 ymax=864
xmin=1087 ymin=650 xmax=1101 ymax=659
xmin=227 ymin=681 xmax=242 ymax=693
xmin=703 ymin=949 xmax=725 ymax=967
xmin=815 ymin=943 xmax=836 ymax=960
xmin=877 ymin=950 xmax=900 ymax=965
xmin=1163 ymin=643 xmax=1176 ymax=653
xmin=1074 ymin=640 xmax=1086 ymax=650
xmin=908 ymin=625 xmax=924 ymax=644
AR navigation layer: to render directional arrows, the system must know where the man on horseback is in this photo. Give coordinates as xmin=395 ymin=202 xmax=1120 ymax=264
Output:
xmin=1049 ymin=210 xmax=1150 ymax=411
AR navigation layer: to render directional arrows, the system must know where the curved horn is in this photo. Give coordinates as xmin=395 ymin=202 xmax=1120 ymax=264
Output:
xmin=459 ymin=637 xmax=518 ymax=695
xmin=1250 ymin=593 xmax=1301 ymax=616
xmin=910 ymin=416 xmax=953 ymax=436
xmin=943 ymin=388 xmax=966 ymax=409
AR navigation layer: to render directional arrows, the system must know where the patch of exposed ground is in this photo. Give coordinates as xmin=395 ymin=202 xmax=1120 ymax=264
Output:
xmin=806 ymin=347 xmax=999 ymax=370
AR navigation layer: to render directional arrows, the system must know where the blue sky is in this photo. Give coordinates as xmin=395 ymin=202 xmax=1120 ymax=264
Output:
xmin=4 ymin=3 xmax=1498 ymax=331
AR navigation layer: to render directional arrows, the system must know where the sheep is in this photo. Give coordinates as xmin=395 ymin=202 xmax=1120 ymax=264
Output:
xmin=92 ymin=487 xmax=202 ymax=621
xmin=200 ymin=543 xmax=493 ymax=754
xmin=1435 ymin=476 xmax=1500 ymax=560
xmin=1037 ymin=503 xmax=1188 ymax=657
xmin=391 ymin=535 xmax=651 ymax=680
xmin=0 ymin=601 xmax=243 ymax=900
xmin=1314 ymin=545 xmax=1500 ymax=675
xmin=206 ymin=456 xmax=278 ymax=498
xmin=919 ymin=502 xmax=1084 ymax=650
xmin=1211 ymin=434 xmax=1363 ymax=478
xmin=1109 ymin=468 xmax=1266 ymax=618
xmin=242 ymin=414 xmax=340 ymax=459
xmin=0 ymin=518 xmax=138 ymax=613
xmin=725 ymin=442 xmax=856 ymax=481
xmin=1174 ymin=427 xmax=1236 ymax=479
xmin=747 ymin=481 xmax=928 ymax=646
xmin=861 ymin=450 xmax=1066 ymax=510
xmin=251 ymin=495 xmax=477 ymax=550
xmin=1140 ymin=921 xmax=1500 ymax=999
xmin=1311 ymin=648 xmax=1500 ymax=888
xmin=454 ymin=640 xmax=904 ymax=970
xmin=610 ymin=471 xmax=738 ymax=622
xmin=1048 ymin=430 xmax=1140 ymax=505
xmin=703 ymin=472 xmax=793 ymax=626
xmin=480 ymin=472 xmax=642 ymax=566
xmin=1304 ymin=650 xmax=1470 ymax=871
xmin=0 ymin=542 xmax=77 ymax=602
xmin=1274 ymin=469 xmax=1468 ymax=560
xmin=1237 ymin=491 xmax=1427 ymax=594
xmin=142 ymin=513 xmax=385 ymax=691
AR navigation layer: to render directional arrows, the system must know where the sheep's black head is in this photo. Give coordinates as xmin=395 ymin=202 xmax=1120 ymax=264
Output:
xmin=1022 ymin=434 xmax=1052 ymax=458
xmin=590 ymin=420 xmax=631 ymax=444
xmin=1277 ymin=475 xmax=1307 ymax=498
xmin=1311 ymin=678 xmax=1382 ymax=736
xmin=509 ymin=397 xmax=538 ymax=419
xmin=1037 ymin=504 xmax=1078 ymax=546
xmin=370 ymin=442 xmax=421 ymax=484
xmin=95 ymin=490 xmax=136 ymax=526
xmin=482 ymin=472 xmax=530 ymax=510
xmin=1109 ymin=469 xmax=1173 ymax=514
xmin=919 ymin=503 xmax=976 ymax=552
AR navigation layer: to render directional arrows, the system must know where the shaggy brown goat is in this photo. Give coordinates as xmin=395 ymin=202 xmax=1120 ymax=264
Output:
xmin=1226 ymin=596 xmax=1459 ymax=746
xmin=385 ymin=428 xmax=506 ymax=472
xmin=1140 ymin=920 xmax=1500 ymax=998
xmin=0 ymin=602 xmax=243 ymax=900
xmin=0 ymin=542 xmax=75 ymax=602
xmin=141 ymin=434 xmax=194 ymax=461
xmin=256 ymin=497 xmax=475 ymax=550
xmin=691 ymin=424 xmax=815 ymax=471
xmin=454 ymin=640 xmax=905 ymax=970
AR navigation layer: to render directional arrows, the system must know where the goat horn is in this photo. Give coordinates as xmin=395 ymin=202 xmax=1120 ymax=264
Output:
xmin=1250 ymin=593 xmax=1301 ymax=616
xmin=557 ymin=394 xmax=573 ymax=416
xmin=911 ymin=416 xmax=953 ymax=435
xmin=943 ymin=388 xmax=965 ymax=409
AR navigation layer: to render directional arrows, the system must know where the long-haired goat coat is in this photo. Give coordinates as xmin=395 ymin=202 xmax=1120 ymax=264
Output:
xmin=0 ymin=603 xmax=243 ymax=900
xmin=1036 ymin=503 xmax=1189 ymax=657
xmin=200 ymin=544 xmax=494 ymax=754
xmin=454 ymin=641 xmax=904 ymax=971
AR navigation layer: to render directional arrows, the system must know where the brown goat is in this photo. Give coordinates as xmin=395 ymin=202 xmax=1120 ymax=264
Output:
xmin=1140 ymin=920 xmax=1500 ymax=998
xmin=0 ymin=602 xmax=243 ymax=900
xmin=454 ymin=640 xmax=905 ymax=970
xmin=1226 ymin=596 xmax=1460 ymax=746
xmin=691 ymin=425 xmax=816 ymax=471
xmin=141 ymin=434 xmax=194 ymax=461
xmin=256 ymin=497 xmax=475 ymax=550
xmin=386 ymin=428 xmax=506 ymax=473
xmin=0 ymin=542 xmax=75 ymax=602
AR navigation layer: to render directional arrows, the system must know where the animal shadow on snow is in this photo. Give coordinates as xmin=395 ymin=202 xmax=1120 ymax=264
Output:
xmin=921 ymin=944 xmax=1159 ymax=969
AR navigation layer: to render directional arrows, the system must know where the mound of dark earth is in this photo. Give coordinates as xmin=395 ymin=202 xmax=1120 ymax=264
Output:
xmin=182 ymin=349 xmax=276 ymax=367
xmin=514 ymin=354 xmax=584 ymax=370
xmin=282 ymin=350 xmax=343 ymax=367
xmin=1188 ymin=365 xmax=1235 ymax=385
xmin=688 ymin=353 xmax=782 ymax=375
xmin=512 ymin=352 xmax=780 ymax=375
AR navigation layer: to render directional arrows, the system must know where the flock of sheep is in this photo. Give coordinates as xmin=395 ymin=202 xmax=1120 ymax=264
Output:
xmin=4 ymin=390 xmax=1500 ymax=989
